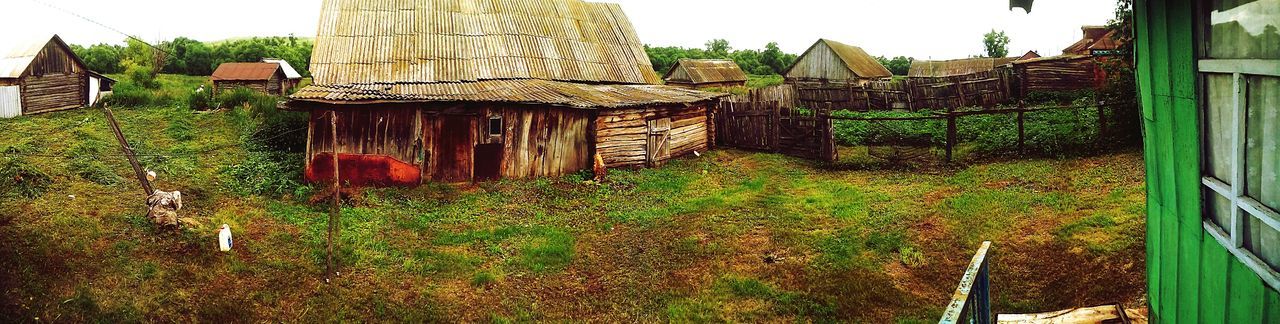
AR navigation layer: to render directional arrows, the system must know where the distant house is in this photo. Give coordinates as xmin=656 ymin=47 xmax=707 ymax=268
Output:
xmin=906 ymin=57 xmax=1019 ymax=80
xmin=0 ymin=35 xmax=114 ymax=118
xmin=1063 ymin=25 xmax=1123 ymax=56
xmin=784 ymin=39 xmax=891 ymax=87
xmin=210 ymin=62 xmax=287 ymax=96
xmin=261 ymin=58 xmax=302 ymax=92
xmin=1016 ymin=50 xmax=1041 ymax=61
xmin=287 ymin=0 xmax=723 ymax=186
xmin=663 ymin=59 xmax=748 ymax=89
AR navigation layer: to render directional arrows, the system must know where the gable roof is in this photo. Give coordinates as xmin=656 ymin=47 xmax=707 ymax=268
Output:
xmin=212 ymin=62 xmax=283 ymax=81
xmin=907 ymin=57 xmax=1019 ymax=78
xmin=787 ymin=39 xmax=891 ymax=79
xmin=0 ymin=35 xmax=85 ymax=79
xmin=262 ymin=58 xmax=302 ymax=79
xmin=664 ymin=59 xmax=748 ymax=84
xmin=307 ymin=0 xmax=660 ymax=86
xmin=1017 ymin=50 xmax=1041 ymax=60
xmin=1064 ymin=26 xmax=1123 ymax=55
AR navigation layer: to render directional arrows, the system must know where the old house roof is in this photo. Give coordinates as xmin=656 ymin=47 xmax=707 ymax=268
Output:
xmin=211 ymin=62 xmax=283 ymax=81
xmin=1017 ymin=50 xmax=1042 ymax=60
xmin=664 ymin=59 xmax=748 ymax=85
xmin=262 ymin=59 xmax=302 ymax=79
xmin=907 ymin=57 xmax=1019 ymax=78
xmin=787 ymin=39 xmax=892 ymax=79
xmin=0 ymin=35 xmax=83 ymax=79
xmin=293 ymin=0 xmax=720 ymax=108
xmin=1064 ymin=26 xmax=1123 ymax=55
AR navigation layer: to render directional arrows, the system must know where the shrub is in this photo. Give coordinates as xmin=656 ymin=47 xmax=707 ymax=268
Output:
xmin=99 ymin=81 xmax=174 ymax=107
xmin=186 ymin=87 xmax=215 ymax=111
xmin=219 ymin=151 xmax=303 ymax=197
xmin=0 ymin=157 xmax=52 ymax=198
xmin=124 ymin=65 xmax=160 ymax=89
xmin=249 ymin=97 xmax=307 ymax=152
xmin=215 ymin=87 xmax=262 ymax=110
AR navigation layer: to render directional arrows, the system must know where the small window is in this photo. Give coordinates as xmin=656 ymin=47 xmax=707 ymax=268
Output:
xmin=488 ymin=115 xmax=503 ymax=137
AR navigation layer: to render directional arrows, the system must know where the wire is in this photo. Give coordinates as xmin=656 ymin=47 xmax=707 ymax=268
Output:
xmin=26 ymin=0 xmax=171 ymax=55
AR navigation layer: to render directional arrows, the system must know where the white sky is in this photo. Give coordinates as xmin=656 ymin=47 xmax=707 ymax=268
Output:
xmin=1 ymin=0 xmax=1118 ymax=59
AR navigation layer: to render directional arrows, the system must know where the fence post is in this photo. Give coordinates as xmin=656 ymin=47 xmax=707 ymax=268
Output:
xmin=946 ymin=107 xmax=957 ymax=163
xmin=1097 ymin=99 xmax=1108 ymax=149
xmin=770 ymin=101 xmax=781 ymax=151
xmin=1017 ymin=101 xmax=1026 ymax=154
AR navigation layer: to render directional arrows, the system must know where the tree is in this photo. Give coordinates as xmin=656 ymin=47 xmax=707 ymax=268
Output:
xmin=876 ymin=56 xmax=914 ymax=76
xmin=162 ymin=37 xmax=214 ymax=75
xmin=72 ymin=43 xmax=125 ymax=74
xmin=704 ymin=39 xmax=731 ymax=59
xmin=760 ymin=42 xmax=798 ymax=75
xmin=982 ymin=30 xmax=1010 ymax=58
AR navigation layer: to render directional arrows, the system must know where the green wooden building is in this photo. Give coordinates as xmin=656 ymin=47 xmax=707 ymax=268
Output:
xmin=1134 ymin=0 xmax=1278 ymax=322
xmin=1016 ymin=0 xmax=1278 ymax=322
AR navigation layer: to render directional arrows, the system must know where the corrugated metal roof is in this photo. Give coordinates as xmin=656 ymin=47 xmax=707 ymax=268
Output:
xmin=262 ymin=59 xmax=302 ymax=79
xmin=291 ymin=79 xmax=725 ymax=109
xmin=908 ymin=57 xmax=1019 ymax=78
xmin=664 ymin=59 xmax=748 ymax=85
xmin=819 ymin=39 xmax=892 ymax=78
xmin=307 ymin=0 xmax=661 ymax=86
xmin=0 ymin=35 xmax=57 ymax=79
xmin=212 ymin=62 xmax=283 ymax=81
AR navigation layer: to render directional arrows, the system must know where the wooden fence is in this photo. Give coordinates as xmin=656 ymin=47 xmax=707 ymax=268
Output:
xmin=733 ymin=70 xmax=1020 ymax=112
xmin=714 ymin=100 xmax=835 ymax=162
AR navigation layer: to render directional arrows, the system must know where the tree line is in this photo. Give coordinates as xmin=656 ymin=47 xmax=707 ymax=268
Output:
xmin=72 ymin=36 xmax=313 ymax=77
xmin=645 ymin=40 xmax=799 ymax=76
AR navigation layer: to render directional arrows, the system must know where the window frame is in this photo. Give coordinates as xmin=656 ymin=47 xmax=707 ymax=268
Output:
xmin=1198 ymin=61 xmax=1280 ymax=290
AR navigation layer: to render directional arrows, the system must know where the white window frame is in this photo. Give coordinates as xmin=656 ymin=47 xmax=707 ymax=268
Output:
xmin=1199 ymin=58 xmax=1280 ymax=291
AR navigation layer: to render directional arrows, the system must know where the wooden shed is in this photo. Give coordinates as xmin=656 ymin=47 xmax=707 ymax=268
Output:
xmin=0 ymin=35 xmax=113 ymax=118
xmin=1008 ymin=55 xmax=1099 ymax=93
xmin=261 ymin=58 xmax=302 ymax=93
xmin=663 ymin=59 xmax=748 ymax=89
xmin=907 ymin=57 xmax=1019 ymax=81
xmin=211 ymin=62 xmax=287 ymax=96
xmin=288 ymin=0 xmax=724 ymax=186
xmin=784 ymin=39 xmax=892 ymax=87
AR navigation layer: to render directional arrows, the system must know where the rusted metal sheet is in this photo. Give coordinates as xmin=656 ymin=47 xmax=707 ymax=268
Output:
xmin=664 ymin=59 xmax=748 ymax=85
xmin=308 ymin=0 xmax=660 ymax=86
xmin=291 ymin=79 xmax=725 ymax=109
xmin=211 ymin=62 xmax=284 ymax=81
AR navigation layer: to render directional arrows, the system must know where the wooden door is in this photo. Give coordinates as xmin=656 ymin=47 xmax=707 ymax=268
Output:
xmin=434 ymin=115 xmax=475 ymax=182
xmin=647 ymin=117 xmax=672 ymax=167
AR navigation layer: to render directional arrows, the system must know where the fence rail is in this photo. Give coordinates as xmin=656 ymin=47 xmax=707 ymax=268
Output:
xmin=940 ymin=241 xmax=993 ymax=324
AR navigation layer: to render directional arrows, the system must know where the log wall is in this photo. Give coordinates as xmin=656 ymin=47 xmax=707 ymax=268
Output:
xmin=595 ymin=104 xmax=710 ymax=167
xmin=1015 ymin=57 xmax=1099 ymax=93
xmin=17 ymin=39 xmax=87 ymax=115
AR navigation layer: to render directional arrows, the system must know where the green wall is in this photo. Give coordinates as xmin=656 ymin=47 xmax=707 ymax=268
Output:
xmin=1135 ymin=0 xmax=1280 ymax=322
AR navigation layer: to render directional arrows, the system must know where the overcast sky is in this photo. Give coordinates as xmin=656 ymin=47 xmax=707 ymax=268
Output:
xmin=2 ymin=0 xmax=1118 ymax=59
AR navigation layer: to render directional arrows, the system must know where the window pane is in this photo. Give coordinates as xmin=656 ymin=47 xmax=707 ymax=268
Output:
xmin=1244 ymin=215 xmax=1280 ymax=271
xmin=1246 ymin=76 xmax=1279 ymax=211
xmin=1204 ymin=74 xmax=1236 ymax=182
xmin=1206 ymin=191 xmax=1234 ymax=230
xmin=1207 ymin=0 xmax=1280 ymax=59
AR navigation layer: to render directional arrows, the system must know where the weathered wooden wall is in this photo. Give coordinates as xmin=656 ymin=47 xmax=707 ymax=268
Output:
xmin=724 ymin=84 xmax=797 ymax=108
xmin=595 ymin=104 xmax=710 ymax=168
xmin=215 ymin=80 xmax=270 ymax=96
xmin=714 ymin=100 xmax=835 ymax=162
xmin=307 ymin=107 xmax=422 ymax=172
xmin=1015 ymin=57 xmax=1098 ymax=93
xmin=492 ymin=106 xmax=592 ymax=179
xmin=19 ymin=40 xmax=86 ymax=115
xmin=786 ymin=69 xmax=1017 ymax=111
xmin=785 ymin=42 xmax=862 ymax=85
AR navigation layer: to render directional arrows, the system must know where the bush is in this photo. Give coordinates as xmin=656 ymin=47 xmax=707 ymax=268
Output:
xmin=124 ymin=65 xmax=160 ymax=89
xmin=186 ymin=88 xmax=215 ymax=111
xmin=0 ymin=157 xmax=52 ymax=199
xmin=1024 ymin=89 xmax=1095 ymax=105
xmin=219 ymin=151 xmax=303 ymax=197
xmin=99 ymin=81 xmax=174 ymax=108
xmin=249 ymin=97 xmax=307 ymax=152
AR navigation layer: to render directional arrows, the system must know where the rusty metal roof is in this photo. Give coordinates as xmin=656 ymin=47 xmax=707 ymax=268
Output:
xmin=212 ymin=62 xmax=283 ymax=81
xmin=664 ymin=59 xmax=748 ymax=85
xmin=291 ymin=79 xmax=725 ymax=109
xmin=908 ymin=57 xmax=1019 ymax=78
xmin=817 ymin=39 xmax=892 ymax=78
xmin=307 ymin=0 xmax=661 ymax=86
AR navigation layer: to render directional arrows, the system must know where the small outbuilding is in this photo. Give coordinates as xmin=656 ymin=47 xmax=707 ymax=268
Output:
xmin=0 ymin=35 xmax=113 ymax=118
xmin=1016 ymin=50 xmax=1042 ymax=61
xmin=210 ymin=62 xmax=287 ymax=96
xmin=289 ymin=0 xmax=724 ymax=186
xmin=261 ymin=58 xmax=303 ymax=92
xmin=784 ymin=39 xmax=892 ymax=87
xmin=907 ymin=57 xmax=1019 ymax=81
xmin=1008 ymin=55 xmax=1099 ymax=92
xmin=663 ymin=59 xmax=748 ymax=89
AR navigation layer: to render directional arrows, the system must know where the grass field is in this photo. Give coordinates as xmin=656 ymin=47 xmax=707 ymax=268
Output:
xmin=0 ymin=75 xmax=1147 ymax=322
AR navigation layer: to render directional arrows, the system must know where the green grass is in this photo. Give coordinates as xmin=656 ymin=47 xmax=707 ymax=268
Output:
xmin=0 ymin=74 xmax=1148 ymax=322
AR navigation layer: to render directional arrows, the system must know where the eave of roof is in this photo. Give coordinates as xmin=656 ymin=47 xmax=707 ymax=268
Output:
xmin=664 ymin=59 xmax=748 ymax=84
xmin=289 ymin=79 xmax=727 ymax=109
xmin=212 ymin=62 xmax=283 ymax=81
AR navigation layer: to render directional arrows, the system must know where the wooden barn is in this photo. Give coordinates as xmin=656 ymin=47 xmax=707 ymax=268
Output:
xmin=210 ymin=62 xmax=288 ymax=96
xmin=663 ymin=59 xmax=748 ymax=89
xmin=261 ymin=58 xmax=303 ymax=93
xmin=0 ymin=35 xmax=114 ymax=118
xmin=1008 ymin=55 xmax=1100 ymax=93
xmin=288 ymin=0 xmax=724 ymax=186
xmin=784 ymin=39 xmax=891 ymax=87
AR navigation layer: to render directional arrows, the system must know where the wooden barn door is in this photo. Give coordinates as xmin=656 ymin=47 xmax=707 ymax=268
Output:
xmin=434 ymin=114 xmax=475 ymax=183
xmin=647 ymin=117 xmax=672 ymax=167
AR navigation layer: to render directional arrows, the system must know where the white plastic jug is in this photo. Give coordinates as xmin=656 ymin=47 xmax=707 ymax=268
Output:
xmin=218 ymin=224 xmax=233 ymax=252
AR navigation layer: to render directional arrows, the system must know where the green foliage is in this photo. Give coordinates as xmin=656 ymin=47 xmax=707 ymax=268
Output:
xmin=746 ymin=74 xmax=785 ymax=89
xmin=186 ymin=87 xmax=215 ymax=111
xmin=876 ymin=56 xmax=915 ymax=76
xmin=70 ymin=43 xmax=125 ymax=74
xmin=982 ymin=30 xmax=1011 ymax=58
xmin=0 ymin=157 xmax=51 ymax=199
xmin=1024 ymin=89 xmax=1096 ymax=105
xmin=646 ymin=40 xmax=797 ymax=77
xmin=100 ymin=81 xmax=173 ymax=107
xmin=218 ymin=151 xmax=302 ymax=196
xmin=124 ymin=64 xmax=159 ymax=89
xmin=72 ymin=36 xmax=314 ymax=77
xmin=248 ymin=96 xmax=307 ymax=152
